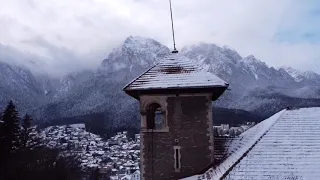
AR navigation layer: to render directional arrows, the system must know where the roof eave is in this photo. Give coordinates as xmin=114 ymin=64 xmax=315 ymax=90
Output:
xmin=122 ymin=63 xmax=159 ymax=91
xmin=124 ymin=84 xmax=229 ymax=101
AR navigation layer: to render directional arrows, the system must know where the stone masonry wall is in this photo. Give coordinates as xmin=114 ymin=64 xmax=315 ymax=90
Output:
xmin=141 ymin=95 xmax=214 ymax=180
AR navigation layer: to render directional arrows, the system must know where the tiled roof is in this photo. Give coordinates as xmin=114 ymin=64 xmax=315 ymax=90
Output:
xmin=123 ymin=53 xmax=228 ymax=91
xmin=184 ymin=107 xmax=320 ymax=180
xmin=214 ymin=137 xmax=239 ymax=165
xmin=224 ymin=107 xmax=320 ymax=180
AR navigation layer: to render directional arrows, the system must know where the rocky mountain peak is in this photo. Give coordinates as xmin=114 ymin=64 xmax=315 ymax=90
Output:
xmin=280 ymin=66 xmax=320 ymax=84
xmin=99 ymin=36 xmax=170 ymax=75
xmin=243 ymin=55 xmax=266 ymax=66
xmin=1 ymin=36 xmax=320 ymax=123
xmin=123 ymin=36 xmax=164 ymax=49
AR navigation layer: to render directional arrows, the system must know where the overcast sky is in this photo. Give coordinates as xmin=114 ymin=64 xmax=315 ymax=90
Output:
xmin=1 ymin=0 xmax=320 ymax=76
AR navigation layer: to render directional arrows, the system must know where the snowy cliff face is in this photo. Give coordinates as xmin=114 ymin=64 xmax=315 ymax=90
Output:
xmin=0 ymin=61 xmax=45 ymax=112
xmin=43 ymin=37 xmax=320 ymax=119
xmin=279 ymin=66 xmax=320 ymax=85
xmin=181 ymin=44 xmax=299 ymax=91
xmin=99 ymin=36 xmax=170 ymax=77
xmin=57 ymin=70 xmax=94 ymax=95
xmin=1 ymin=36 xmax=320 ymax=123
xmin=181 ymin=43 xmax=320 ymax=112
xmin=30 ymin=36 xmax=170 ymax=124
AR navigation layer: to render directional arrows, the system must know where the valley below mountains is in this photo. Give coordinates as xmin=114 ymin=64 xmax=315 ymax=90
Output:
xmin=1 ymin=36 xmax=320 ymax=128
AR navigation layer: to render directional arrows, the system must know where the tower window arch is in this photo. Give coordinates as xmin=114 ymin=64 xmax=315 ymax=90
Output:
xmin=146 ymin=103 xmax=165 ymax=130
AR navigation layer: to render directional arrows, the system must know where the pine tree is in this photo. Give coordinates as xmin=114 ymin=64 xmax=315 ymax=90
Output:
xmin=0 ymin=111 xmax=4 ymax=144
xmin=86 ymin=144 xmax=90 ymax=152
xmin=1 ymin=101 xmax=21 ymax=153
xmin=21 ymin=114 xmax=40 ymax=149
xmin=0 ymin=102 xmax=85 ymax=180
xmin=89 ymin=167 xmax=101 ymax=180
xmin=0 ymin=111 xmax=4 ymax=161
xmin=0 ymin=101 xmax=21 ymax=180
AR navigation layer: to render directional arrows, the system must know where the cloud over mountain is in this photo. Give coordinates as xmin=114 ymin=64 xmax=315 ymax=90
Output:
xmin=1 ymin=0 xmax=320 ymax=75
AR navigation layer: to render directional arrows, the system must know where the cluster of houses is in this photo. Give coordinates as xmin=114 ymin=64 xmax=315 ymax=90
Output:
xmin=40 ymin=124 xmax=140 ymax=180
xmin=39 ymin=122 xmax=256 ymax=179
xmin=213 ymin=122 xmax=256 ymax=137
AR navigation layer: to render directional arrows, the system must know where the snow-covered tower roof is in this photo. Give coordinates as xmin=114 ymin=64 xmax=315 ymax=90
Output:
xmin=123 ymin=53 xmax=229 ymax=100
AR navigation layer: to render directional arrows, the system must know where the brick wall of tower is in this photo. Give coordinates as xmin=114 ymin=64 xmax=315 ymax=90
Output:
xmin=141 ymin=95 xmax=214 ymax=180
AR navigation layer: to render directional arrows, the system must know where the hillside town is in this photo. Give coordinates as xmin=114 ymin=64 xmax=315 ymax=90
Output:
xmin=40 ymin=124 xmax=140 ymax=180
xmin=213 ymin=122 xmax=256 ymax=137
xmin=38 ymin=122 xmax=256 ymax=179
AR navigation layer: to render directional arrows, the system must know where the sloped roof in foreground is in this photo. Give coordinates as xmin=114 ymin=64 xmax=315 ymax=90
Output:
xmin=123 ymin=53 xmax=228 ymax=91
xmin=184 ymin=107 xmax=320 ymax=180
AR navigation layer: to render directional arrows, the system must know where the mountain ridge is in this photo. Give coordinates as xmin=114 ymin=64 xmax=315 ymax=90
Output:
xmin=0 ymin=36 xmax=319 ymax=126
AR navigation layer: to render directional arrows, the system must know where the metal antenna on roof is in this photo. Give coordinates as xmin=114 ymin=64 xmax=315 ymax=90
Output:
xmin=169 ymin=0 xmax=178 ymax=53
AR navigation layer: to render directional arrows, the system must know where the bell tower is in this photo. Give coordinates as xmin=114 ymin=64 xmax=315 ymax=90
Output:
xmin=123 ymin=53 xmax=228 ymax=180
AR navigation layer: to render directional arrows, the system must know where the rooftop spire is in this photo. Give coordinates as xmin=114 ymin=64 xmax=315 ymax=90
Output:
xmin=169 ymin=0 xmax=178 ymax=53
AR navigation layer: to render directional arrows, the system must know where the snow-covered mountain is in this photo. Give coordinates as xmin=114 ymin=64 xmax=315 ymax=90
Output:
xmin=279 ymin=66 xmax=320 ymax=85
xmin=28 ymin=36 xmax=170 ymax=124
xmin=57 ymin=70 xmax=94 ymax=95
xmin=98 ymin=36 xmax=170 ymax=80
xmin=0 ymin=61 xmax=46 ymax=112
xmin=1 ymin=36 xmax=320 ymax=124
xmin=181 ymin=43 xmax=317 ymax=92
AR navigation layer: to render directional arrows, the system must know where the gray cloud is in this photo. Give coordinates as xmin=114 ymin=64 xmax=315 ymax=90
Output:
xmin=0 ymin=0 xmax=320 ymax=76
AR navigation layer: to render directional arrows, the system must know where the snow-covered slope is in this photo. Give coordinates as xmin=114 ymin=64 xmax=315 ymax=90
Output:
xmin=99 ymin=36 xmax=169 ymax=76
xmin=181 ymin=43 xmax=302 ymax=91
xmin=30 ymin=36 xmax=170 ymax=125
xmin=280 ymin=66 xmax=320 ymax=85
xmin=1 ymin=36 xmax=320 ymax=123
xmin=181 ymin=43 xmax=320 ymax=113
xmin=0 ymin=61 xmax=45 ymax=112
xmin=57 ymin=70 xmax=94 ymax=95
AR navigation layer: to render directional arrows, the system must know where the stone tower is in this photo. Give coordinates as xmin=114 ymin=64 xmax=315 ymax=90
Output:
xmin=123 ymin=53 xmax=228 ymax=180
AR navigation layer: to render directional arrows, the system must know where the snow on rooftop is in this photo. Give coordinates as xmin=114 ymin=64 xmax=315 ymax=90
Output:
xmin=224 ymin=107 xmax=320 ymax=180
xmin=184 ymin=107 xmax=320 ymax=180
xmin=183 ymin=109 xmax=286 ymax=180
xmin=69 ymin=123 xmax=85 ymax=128
xmin=124 ymin=53 xmax=228 ymax=91
xmin=133 ymin=170 xmax=140 ymax=174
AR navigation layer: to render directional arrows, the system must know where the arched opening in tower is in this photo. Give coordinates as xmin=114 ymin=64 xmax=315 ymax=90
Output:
xmin=146 ymin=103 xmax=164 ymax=130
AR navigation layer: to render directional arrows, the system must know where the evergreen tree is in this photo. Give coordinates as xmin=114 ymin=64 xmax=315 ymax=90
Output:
xmin=0 ymin=111 xmax=4 ymax=175
xmin=53 ymin=153 xmax=84 ymax=180
xmin=0 ymin=111 xmax=4 ymax=144
xmin=86 ymin=144 xmax=90 ymax=152
xmin=1 ymin=101 xmax=21 ymax=153
xmin=21 ymin=114 xmax=40 ymax=149
xmin=0 ymin=101 xmax=85 ymax=180
xmin=89 ymin=167 xmax=101 ymax=180
xmin=0 ymin=101 xmax=21 ymax=179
